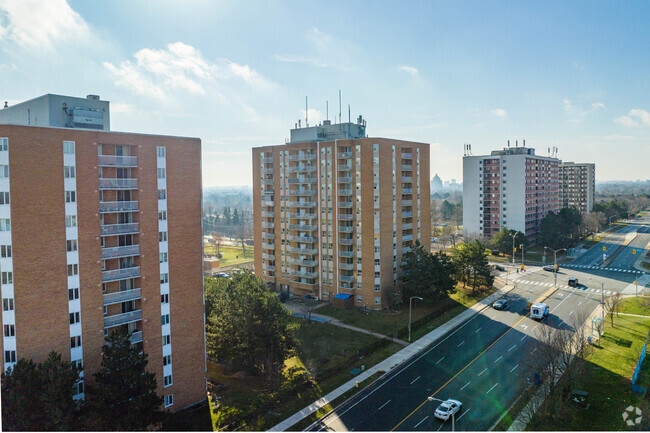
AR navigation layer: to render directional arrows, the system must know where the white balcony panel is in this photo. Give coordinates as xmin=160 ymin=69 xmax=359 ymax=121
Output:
xmin=0 ymin=232 xmax=10 ymax=244
xmin=159 ymin=261 xmax=169 ymax=275
xmin=69 ymin=323 xmax=82 ymax=337
xmin=158 ymin=178 xmax=167 ymax=190
xmin=70 ymin=347 xmax=83 ymax=361
xmin=63 ymin=154 xmax=76 ymax=166
xmin=67 ymin=250 xmax=79 ymax=265
xmin=158 ymin=199 xmax=167 ymax=211
xmin=163 ymin=364 xmax=173 ymax=377
xmin=159 ymin=220 xmax=168 ymax=232
xmin=162 ymin=343 xmax=172 ymax=357
xmin=68 ymin=299 xmax=81 ymax=312
xmin=0 ymin=206 xmax=9 ymax=219
xmin=3 ymin=335 xmax=15 ymax=350
xmin=162 ymin=323 xmax=171 ymax=336
xmin=68 ymin=275 xmax=80 ymax=288
xmin=0 ymin=153 xmax=7 ymax=165
xmin=64 ymin=178 xmax=76 ymax=191
xmin=66 ymin=226 xmax=78 ymax=241
xmin=160 ymin=282 xmax=170 ymax=295
xmin=2 ymin=310 xmax=15 ymax=327
xmin=161 ymin=303 xmax=170 ymax=316
xmin=65 ymin=202 xmax=77 ymax=217
xmin=159 ymin=241 xmax=168 ymax=253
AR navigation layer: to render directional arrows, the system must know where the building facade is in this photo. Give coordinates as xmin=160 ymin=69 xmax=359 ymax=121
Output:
xmin=252 ymin=118 xmax=430 ymax=309
xmin=0 ymin=95 xmax=205 ymax=411
xmin=559 ymin=162 xmax=595 ymax=214
xmin=463 ymin=145 xmax=559 ymax=245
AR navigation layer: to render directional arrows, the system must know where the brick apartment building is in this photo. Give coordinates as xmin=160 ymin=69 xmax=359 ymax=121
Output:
xmin=463 ymin=143 xmax=560 ymax=245
xmin=559 ymin=162 xmax=595 ymax=214
xmin=252 ymin=117 xmax=430 ymax=309
xmin=0 ymin=94 xmax=205 ymax=411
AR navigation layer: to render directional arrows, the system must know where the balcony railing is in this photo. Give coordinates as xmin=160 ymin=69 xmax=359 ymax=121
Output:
xmin=262 ymin=253 xmax=275 ymax=260
xmin=339 ymin=275 xmax=354 ymax=283
xmin=402 ymin=188 xmax=413 ymax=194
xmin=104 ymin=309 xmax=142 ymax=328
xmin=263 ymin=200 xmax=275 ymax=207
xmin=339 ymin=263 xmax=354 ymax=271
xmin=99 ymin=178 xmax=138 ymax=190
xmin=262 ymin=221 xmax=275 ymax=229
xmin=338 ymin=176 xmax=353 ymax=183
xmin=339 ymin=226 xmax=354 ymax=233
xmin=261 ymin=179 xmax=274 ymax=185
xmin=291 ymin=269 xmax=318 ymax=278
xmin=402 ymin=246 xmax=411 ymax=254
xmin=289 ymin=189 xmax=317 ymax=196
xmin=101 ymin=245 xmax=140 ymax=260
xmin=402 ymin=211 xmax=413 ymax=218
xmin=402 ymin=153 xmax=413 ymax=159
xmin=262 ymin=242 xmax=275 ymax=249
xmin=130 ymin=331 xmax=143 ymax=344
xmin=338 ymin=189 xmax=353 ymax=195
xmin=262 ymin=168 xmax=274 ymax=174
xmin=338 ymin=202 xmax=353 ymax=208
xmin=288 ymin=201 xmax=317 ymax=208
xmin=289 ymin=258 xmax=318 ymax=266
xmin=102 ymin=266 xmax=141 ymax=282
xmin=98 ymin=155 xmax=137 ymax=167
xmin=338 ymin=214 xmax=354 ymax=220
xmin=262 ymin=211 xmax=274 ymax=217
xmin=401 ymin=177 xmax=412 ymax=183
xmin=339 ymin=250 xmax=354 ymax=258
xmin=402 ymin=222 xmax=413 ymax=230
xmin=264 ymin=264 xmax=276 ymax=272
xmin=290 ymin=213 xmax=317 ymax=220
xmin=103 ymin=288 xmax=142 ymax=306
xmin=263 ymin=189 xmax=274 ymax=195
xmin=339 ymin=239 xmax=354 ymax=246
xmin=289 ymin=224 xmax=317 ymax=231
xmin=401 ymin=164 xmax=413 ymax=171
xmin=100 ymin=201 xmax=139 ymax=213
xmin=288 ymin=178 xmax=317 ymax=184
xmin=288 ymin=247 xmax=318 ymax=254
xmin=402 ymin=234 xmax=414 ymax=242
xmin=289 ymin=236 xmax=317 ymax=243
xmin=262 ymin=232 xmax=275 ymax=240
xmin=402 ymin=200 xmax=413 ymax=206
xmin=101 ymin=223 xmax=139 ymax=236
xmin=337 ymin=152 xmax=353 ymax=158
xmin=288 ymin=154 xmax=316 ymax=161
xmin=338 ymin=164 xmax=353 ymax=171
xmin=262 ymin=157 xmax=273 ymax=163
xmin=289 ymin=166 xmax=316 ymax=173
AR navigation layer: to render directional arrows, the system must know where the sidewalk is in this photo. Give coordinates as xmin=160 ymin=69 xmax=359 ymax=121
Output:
xmin=270 ymin=282 xmax=517 ymax=432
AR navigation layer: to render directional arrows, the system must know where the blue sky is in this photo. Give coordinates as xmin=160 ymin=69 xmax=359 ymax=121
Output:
xmin=1 ymin=0 xmax=649 ymax=186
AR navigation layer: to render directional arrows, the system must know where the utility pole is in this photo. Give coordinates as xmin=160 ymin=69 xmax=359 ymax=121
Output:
xmin=511 ymin=232 xmax=517 ymax=265
xmin=521 ymin=244 xmax=525 ymax=271
xmin=601 ymin=282 xmax=605 ymax=318
xmin=544 ymin=247 xmax=566 ymax=288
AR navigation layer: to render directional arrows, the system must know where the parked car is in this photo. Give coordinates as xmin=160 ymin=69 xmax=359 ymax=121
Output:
xmin=492 ymin=299 xmax=508 ymax=310
xmin=434 ymin=399 xmax=462 ymax=421
xmin=214 ymin=272 xmax=230 ymax=279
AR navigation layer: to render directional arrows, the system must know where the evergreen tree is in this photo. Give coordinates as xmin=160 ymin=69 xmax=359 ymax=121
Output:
xmin=454 ymin=240 xmax=494 ymax=291
xmin=232 ymin=208 xmax=240 ymax=225
xmin=400 ymin=241 xmax=457 ymax=301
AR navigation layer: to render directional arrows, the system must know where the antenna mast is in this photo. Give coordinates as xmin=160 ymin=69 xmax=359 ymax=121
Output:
xmin=338 ymin=90 xmax=342 ymax=124
xmin=305 ymin=96 xmax=308 ymax=127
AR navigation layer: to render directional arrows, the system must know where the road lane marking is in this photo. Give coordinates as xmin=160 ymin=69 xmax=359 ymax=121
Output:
xmin=494 ymin=355 xmax=503 ymax=363
xmin=531 ymin=348 xmax=537 ymax=354
xmin=521 ymin=335 xmax=527 ymax=341
xmin=508 ymin=344 xmax=516 ymax=352
xmin=532 ymin=325 xmax=538 ymax=333
xmin=510 ymin=364 xmax=519 ymax=373
xmin=570 ymin=310 xmax=574 ymax=316
xmin=457 ymin=408 xmax=470 ymax=421
xmin=475 ymin=327 xmax=482 ymax=333
xmin=487 ymin=383 xmax=499 ymax=394
xmin=460 ymin=381 xmax=471 ymax=390
xmin=578 ymin=301 xmax=583 ymax=305
xmin=410 ymin=376 xmax=421 ymax=385
xmin=457 ymin=340 xmax=465 ymax=348
xmin=414 ymin=416 xmax=428 ymax=429
xmin=478 ymin=368 xmax=488 ymax=376
xmin=436 ymin=356 xmax=445 ymax=365
xmin=378 ymin=399 xmax=392 ymax=411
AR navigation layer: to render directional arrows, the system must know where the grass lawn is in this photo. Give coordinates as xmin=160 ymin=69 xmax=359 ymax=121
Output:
xmin=204 ymin=245 xmax=254 ymax=266
xmin=317 ymin=283 xmax=496 ymax=338
xmin=618 ymin=296 xmax=650 ymax=316
xmin=497 ymin=298 xmax=650 ymax=431
xmin=207 ymin=318 xmax=402 ymax=431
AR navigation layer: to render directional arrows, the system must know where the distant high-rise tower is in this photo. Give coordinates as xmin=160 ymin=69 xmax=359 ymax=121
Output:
xmin=431 ymin=173 xmax=443 ymax=192
xmin=559 ymin=162 xmax=595 ymax=214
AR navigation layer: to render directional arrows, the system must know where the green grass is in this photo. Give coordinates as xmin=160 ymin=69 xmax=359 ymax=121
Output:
xmin=204 ymin=245 xmax=254 ymax=266
xmin=642 ymin=261 xmax=650 ymax=271
xmin=618 ymin=297 xmax=650 ymax=316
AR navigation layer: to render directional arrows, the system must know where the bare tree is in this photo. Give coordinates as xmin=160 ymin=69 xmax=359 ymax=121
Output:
xmin=583 ymin=211 xmax=604 ymax=236
xmin=302 ymin=298 xmax=319 ymax=325
xmin=604 ymin=293 xmax=623 ymax=327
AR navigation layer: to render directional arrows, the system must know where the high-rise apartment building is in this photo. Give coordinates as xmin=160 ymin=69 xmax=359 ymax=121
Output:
xmin=252 ymin=117 xmax=430 ymax=309
xmin=0 ymin=94 xmax=205 ymax=411
xmin=559 ymin=162 xmax=595 ymax=214
xmin=463 ymin=144 xmax=559 ymax=244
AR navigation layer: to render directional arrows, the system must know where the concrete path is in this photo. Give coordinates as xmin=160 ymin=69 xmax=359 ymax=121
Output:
xmin=617 ymin=312 xmax=650 ymax=318
xmin=270 ymin=282 xmax=516 ymax=432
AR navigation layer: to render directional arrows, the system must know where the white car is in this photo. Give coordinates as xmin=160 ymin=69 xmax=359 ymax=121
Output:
xmin=434 ymin=399 xmax=462 ymax=420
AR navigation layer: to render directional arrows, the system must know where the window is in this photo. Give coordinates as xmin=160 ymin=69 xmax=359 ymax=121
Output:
xmin=103 ymin=305 xmax=107 ymax=315
xmin=64 ymin=166 xmax=75 ymax=178
xmin=357 ymin=295 xmax=363 ymax=302
xmin=160 ymin=273 xmax=169 ymax=284
xmin=4 ymin=350 xmax=16 ymax=363
xmin=1 ymin=245 xmax=11 ymax=258
xmin=163 ymin=354 xmax=172 ymax=366
xmin=0 ymin=138 xmax=7 ymax=151
xmin=65 ymin=215 xmax=76 ymax=228
xmin=69 ymin=311 xmax=80 ymax=324
xmin=67 ymin=264 xmax=78 ymax=276
xmin=73 ymin=381 xmax=84 ymax=396
xmin=161 ymin=314 xmax=170 ymax=325
xmin=2 ymin=298 xmax=13 ymax=311
xmin=158 ymin=189 xmax=166 ymax=200
xmin=159 ymin=232 xmax=167 ymax=242
xmin=1 ymin=272 xmax=12 ymax=284
xmin=63 ymin=141 xmax=75 ymax=154
xmin=0 ymin=165 xmax=9 ymax=178
xmin=162 ymin=334 xmax=171 ymax=346
xmin=68 ymin=287 xmax=79 ymax=300
xmin=158 ymin=210 xmax=167 ymax=221
xmin=159 ymin=252 xmax=168 ymax=263
xmin=164 ymin=394 xmax=173 ymax=407
xmin=4 ymin=324 xmax=15 ymax=337
xmin=164 ymin=374 xmax=173 ymax=387
xmin=157 ymin=168 xmax=166 ymax=179
xmin=374 ymin=297 xmax=381 ymax=305
xmin=70 ymin=335 xmax=81 ymax=348
xmin=161 ymin=293 xmax=169 ymax=304
xmin=66 ymin=240 xmax=78 ymax=252
xmin=157 ymin=146 xmax=166 ymax=158
xmin=65 ymin=191 xmax=76 ymax=203
xmin=0 ymin=192 xmax=9 ymax=205
xmin=0 ymin=218 xmax=10 ymax=231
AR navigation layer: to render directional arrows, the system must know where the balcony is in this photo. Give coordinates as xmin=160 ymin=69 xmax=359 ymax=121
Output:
xmin=101 ymin=245 xmax=140 ymax=260
xmin=100 ymin=201 xmax=138 ymax=213
xmin=338 ymin=176 xmax=353 ymax=183
xmin=263 ymin=200 xmax=275 ymax=207
xmin=337 ymin=152 xmax=353 ymax=158
xmin=288 ymin=178 xmax=317 ymax=184
xmin=338 ymin=202 xmax=353 ymax=208
xmin=339 ymin=263 xmax=354 ymax=271
xmin=339 ymin=226 xmax=354 ymax=233
xmin=101 ymin=223 xmax=139 ymax=236
xmin=339 ymin=275 xmax=355 ymax=283
xmin=402 ymin=200 xmax=413 ymax=206
xmin=402 ymin=222 xmax=413 ymax=230
xmin=402 ymin=234 xmax=413 ymax=242
xmin=99 ymin=178 xmax=138 ymax=190
xmin=288 ymin=154 xmax=316 ymax=162
xmin=261 ymin=179 xmax=274 ymax=185
xmin=98 ymin=155 xmax=138 ymax=167
xmin=402 ymin=153 xmax=413 ymax=159
xmin=402 ymin=246 xmax=411 ymax=254
xmin=262 ymin=242 xmax=275 ymax=249
xmin=401 ymin=177 xmax=412 ymax=183
xmin=289 ymin=166 xmax=316 ymax=173
xmin=339 ymin=238 xmax=354 ymax=246
xmin=401 ymin=164 xmax=413 ymax=171
xmin=289 ymin=189 xmax=317 ymax=196
xmin=402 ymin=188 xmax=413 ymax=194
xmin=338 ymin=164 xmax=353 ymax=171
xmin=130 ymin=331 xmax=143 ymax=344
xmin=288 ymin=247 xmax=317 ymax=254
xmin=262 ymin=157 xmax=273 ymax=163
xmin=289 ymin=236 xmax=317 ymax=243
xmin=103 ymin=288 xmax=142 ymax=306
xmin=262 ymin=232 xmax=275 ymax=240
xmin=291 ymin=269 xmax=318 ymax=278
xmin=263 ymin=264 xmax=276 ymax=272
xmin=338 ymin=214 xmax=354 ymax=221
xmin=288 ymin=201 xmax=317 ymax=208
xmin=104 ymin=310 xmax=142 ymax=328
xmin=402 ymin=211 xmax=413 ymax=218
xmin=338 ymin=189 xmax=353 ymax=195
xmin=262 ymin=168 xmax=274 ymax=174
xmin=262 ymin=253 xmax=275 ymax=260
xmin=262 ymin=221 xmax=275 ymax=229
xmin=289 ymin=224 xmax=317 ymax=231
xmin=262 ymin=211 xmax=274 ymax=217
xmin=290 ymin=213 xmax=317 ymax=220
xmin=102 ymin=266 xmax=141 ymax=282
xmin=289 ymin=258 xmax=318 ymax=266
xmin=339 ymin=250 xmax=354 ymax=258
xmin=263 ymin=189 xmax=274 ymax=195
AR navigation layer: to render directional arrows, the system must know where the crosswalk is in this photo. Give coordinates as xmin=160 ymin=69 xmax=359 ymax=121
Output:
xmin=562 ymin=263 xmax=645 ymax=275
xmin=512 ymin=278 xmax=616 ymax=295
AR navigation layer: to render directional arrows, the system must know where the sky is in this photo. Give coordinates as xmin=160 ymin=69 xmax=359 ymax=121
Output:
xmin=1 ymin=0 xmax=650 ymax=186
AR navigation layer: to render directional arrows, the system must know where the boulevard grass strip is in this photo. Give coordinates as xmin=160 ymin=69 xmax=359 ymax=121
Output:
xmin=286 ymin=371 xmax=385 ymax=432
xmin=495 ymin=299 xmax=650 ymax=431
xmin=203 ymin=245 xmax=254 ymax=266
xmin=617 ymin=296 xmax=650 ymax=316
xmin=207 ymin=318 xmax=402 ymax=431
xmin=317 ymin=284 xmax=497 ymax=338
xmin=582 ymin=223 xmax=629 ymax=249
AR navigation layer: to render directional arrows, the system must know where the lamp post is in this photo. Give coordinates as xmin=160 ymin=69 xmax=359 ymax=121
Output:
xmin=510 ymin=232 xmax=517 ymax=265
xmin=521 ymin=244 xmax=525 ymax=271
xmin=544 ymin=247 xmax=566 ymax=288
xmin=408 ymin=296 xmax=423 ymax=342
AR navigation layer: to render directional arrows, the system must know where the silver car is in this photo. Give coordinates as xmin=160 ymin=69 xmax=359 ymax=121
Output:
xmin=434 ymin=399 xmax=462 ymax=420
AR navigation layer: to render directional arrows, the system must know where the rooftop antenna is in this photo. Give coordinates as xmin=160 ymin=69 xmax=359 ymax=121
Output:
xmin=305 ymin=96 xmax=308 ymax=127
xmin=523 ymin=139 xmax=526 ymax=147
xmin=338 ymin=90 xmax=342 ymax=124
xmin=326 ymin=101 xmax=329 ymax=121
xmin=348 ymin=104 xmax=351 ymax=123
xmin=507 ymin=140 xmax=510 ymax=148
xmin=516 ymin=140 xmax=518 ymax=147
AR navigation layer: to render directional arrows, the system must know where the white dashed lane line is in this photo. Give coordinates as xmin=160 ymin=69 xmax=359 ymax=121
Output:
xmin=510 ymin=364 xmax=519 ymax=373
xmin=457 ymin=340 xmax=465 ymax=348
xmin=414 ymin=416 xmax=428 ymax=429
xmin=436 ymin=356 xmax=445 ymax=365
xmin=377 ymin=399 xmax=391 ymax=411
xmin=486 ymin=383 xmax=499 ymax=394
xmin=478 ymin=368 xmax=488 ymax=376
xmin=410 ymin=376 xmax=420 ymax=385
xmin=460 ymin=381 xmax=471 ymax=391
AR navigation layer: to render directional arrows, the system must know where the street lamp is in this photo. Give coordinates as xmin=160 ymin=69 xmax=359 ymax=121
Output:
xmin=408 ymin=296 xmax=423 ymax=342
xmin=544 ymin=247 xmax=566 ymax=288
xmin=510 ymin=232 xmax=517 ymax=265
xmin=521 ymin=243 xmax=525 ymax=271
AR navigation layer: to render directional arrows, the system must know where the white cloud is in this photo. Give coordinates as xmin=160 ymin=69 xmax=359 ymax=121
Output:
xmin=296 ymin=108 xmax=324 ymax=126
xmin=491 ymin=108 xmax=507 ymax=118
xmin=103 ymin=42 xmax=273 ymax=101
xmin=614 ymin=116 xmax=639 ymax=128
xmin=563 ymin=98 xmax=606 ymax=123
xmin=591 ymin=102 xmax=606 ymax=110
xmin=0 ymin=0 xmax=90 ymax=51
xmin=629 ymin=109 xmax=650 ymax=126
xmin=399 ymin=65 xmax=419 ymax=77
xmin=274 ymin=27 xmax=353 ymax=70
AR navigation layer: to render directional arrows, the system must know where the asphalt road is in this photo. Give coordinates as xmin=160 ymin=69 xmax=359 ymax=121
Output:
xmin=572 ymin=223 xmax=640 ymax=267
xmin=309 ymin=266 xmax=631 ymax=432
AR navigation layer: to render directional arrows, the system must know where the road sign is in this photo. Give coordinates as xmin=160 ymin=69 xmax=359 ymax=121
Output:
xmin=603 ymin=253 xmax=607 ymax=262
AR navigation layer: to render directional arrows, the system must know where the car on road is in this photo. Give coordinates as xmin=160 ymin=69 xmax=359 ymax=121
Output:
xmin=530 ymin=303 xmax=549 ymax=320
xmin=434 ymin=399 xmax=462 ymax=420
xmin=493 ymin=264 xmax=506 ymax=272
xmin=568 ymin=277 xmax=578 ymax=287
xmin=543 ymin=265 xmax=558 ymax=272
xmin=492 ymin=299 xmax=508 ymax=310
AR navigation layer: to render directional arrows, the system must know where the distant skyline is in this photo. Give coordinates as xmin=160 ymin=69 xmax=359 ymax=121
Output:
xmin=2 ymin=0 xmax=650 ymax=186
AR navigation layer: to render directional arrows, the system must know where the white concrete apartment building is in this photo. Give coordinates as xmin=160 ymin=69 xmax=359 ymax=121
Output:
xmin=559 ymin=162 xmax=595 ymax=214
xmin=463 ymin=144 xmax=560 ymax=245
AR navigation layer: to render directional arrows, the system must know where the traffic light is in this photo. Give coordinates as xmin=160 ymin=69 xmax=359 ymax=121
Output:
xmin=633 ymin=249 xmax=637 ymax=255
xmin=554 ymin=263 xmax=558 ymax=269
xmin=603 ymin=246 xmax=606 ymax=252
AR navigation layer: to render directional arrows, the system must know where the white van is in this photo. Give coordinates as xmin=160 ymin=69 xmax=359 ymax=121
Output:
xmin=530 ymin=303 xmax=549 ymax=320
